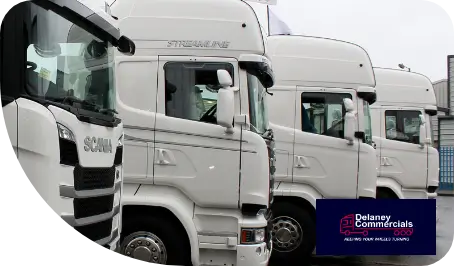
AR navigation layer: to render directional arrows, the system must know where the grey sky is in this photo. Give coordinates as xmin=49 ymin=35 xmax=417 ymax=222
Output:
xmin=249 ymin=0 xmax=454 ymax=82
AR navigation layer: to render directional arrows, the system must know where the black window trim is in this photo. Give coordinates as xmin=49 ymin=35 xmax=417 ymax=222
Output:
xmin=384 ymin=109 xmax=422 ymax=144
xmin=300 ymin=92 xmax=353 ymax=139
xmin=162 ymin=61 xmax=235 ymax=124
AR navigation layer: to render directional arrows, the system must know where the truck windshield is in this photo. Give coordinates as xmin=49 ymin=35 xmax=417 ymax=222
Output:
xmin=25 ymin=2 xmax=116 ymax=114
xmin=247 ymin=73 xmax=269 ymax=135
xmin=363 ymin=100 xmax=373 ymax=146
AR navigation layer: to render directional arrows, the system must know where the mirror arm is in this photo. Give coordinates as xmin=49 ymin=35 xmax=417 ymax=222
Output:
xmin=266 ymin=88 xmax=273 ymax=96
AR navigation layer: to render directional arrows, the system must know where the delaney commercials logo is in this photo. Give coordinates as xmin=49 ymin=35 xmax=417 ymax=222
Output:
xmin=340 ymin=214 xmax=414 ymax=242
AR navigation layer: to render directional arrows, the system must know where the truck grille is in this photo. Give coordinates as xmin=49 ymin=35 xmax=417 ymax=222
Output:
xmin=75 ymin=218 xmax=112 ymax=241
xmin=74 ymin=165 xmax=115 ymax=191
xmin=264 ymin=208 xmax=273 ymax=250
xmin=73 ymin=194 xmax=114 ymax=219
xmin=59 ymin=138 xmax=79 ymax=166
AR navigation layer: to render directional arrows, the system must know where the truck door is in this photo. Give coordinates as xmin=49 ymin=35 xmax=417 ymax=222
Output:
xmin=293 ymin=87 xmax=360 ymax=198
xmin=1 ymin=12 xmax=19 ymax=156
xmin=117 ymin=56 xmax=158 ymax=184
xmin=154 ymin=56 xmax=241 ymax=208
xmin=380 ymin=107 xmax=428 ymax=190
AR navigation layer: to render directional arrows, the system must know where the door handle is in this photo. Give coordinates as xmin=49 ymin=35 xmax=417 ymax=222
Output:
xmin=381 ymin=157 xmax=392 ymax=166
xmin=155 ymin=148 xmax=175 ymax=165
xmin=295 ymin=155 xmax=310 ymax=168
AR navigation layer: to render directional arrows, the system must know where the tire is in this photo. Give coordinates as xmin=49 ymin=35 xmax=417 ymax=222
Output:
xmin=270 ymin=201 xmax=316 ymax=262
xmin=120 ymin=215 xmax=192 ymax=266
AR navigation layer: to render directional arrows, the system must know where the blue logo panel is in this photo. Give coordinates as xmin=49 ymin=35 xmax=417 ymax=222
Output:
xmin=316 ymin=199 xmax=436 ymax=255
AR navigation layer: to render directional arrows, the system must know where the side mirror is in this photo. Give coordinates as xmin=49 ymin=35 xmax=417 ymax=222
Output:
xmin=216 ymin=70 xmax=235 ymax=133
xmin=418 ymin=114 xmax=427 ymax=148
xmin=419 ymin=114 xmax=426 ymax=125
xmin=344 ymin=111 xmax=356 ymax=145
xmin=343 ymin=98 xmax=355 ymax=113
xmin=217 ymin=69 xmax=233 ymax=88
xmin=117 ymin=35 xmax=136 ymax=56
xmin=343 ymin=98 xmax=356 ymax=145
xmin=419 ymin=124 xmax=427 ymax=148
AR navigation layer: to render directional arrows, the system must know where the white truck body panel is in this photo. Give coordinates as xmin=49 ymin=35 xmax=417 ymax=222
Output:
xmin=0 ymin=0 xmax=134 ymax=251
xmin=263 ymin=35 xmax=377 ymax=258
xmin=111 ymin=0 xmax=273 ymax=265
xmin=267 ymin=35 xmax=377 ymax=200
xmin=371 ymin=68 xmax=439 ymax=199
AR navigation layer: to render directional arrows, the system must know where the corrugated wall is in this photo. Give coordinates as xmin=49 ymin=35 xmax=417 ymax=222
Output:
xmin=449 ymin=56 xmax=454 ymax=115
xmin=432 ymin=111 xmax=446 ymax=142
xmin=434 ymin=80 xmax=448 ymax=109
xmin=439 ymin=118 xmax=454 ymax=147
xmin=432 ymin=80 xmax=448 ymax=143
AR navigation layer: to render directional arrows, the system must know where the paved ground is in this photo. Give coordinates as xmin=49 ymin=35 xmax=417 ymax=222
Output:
xmin=270 ymin=196 xmax=454 ymax=266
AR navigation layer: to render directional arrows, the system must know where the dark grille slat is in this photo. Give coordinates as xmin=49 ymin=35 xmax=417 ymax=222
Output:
xmin=60 ymin=138 xmax=79 ymax=166
xmin=74 ymin=165 xmax=115 ymax=191
xmin=73 ymin=194 xmax=114 ymax=219
xmin=114 ymin=146 xmax=123 ymax=166
xmin=75 ymin=218 xmax=112 ymax=241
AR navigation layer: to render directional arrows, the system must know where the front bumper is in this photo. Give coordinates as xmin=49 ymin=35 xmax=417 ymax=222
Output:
xmin=237 ymin=241 xmax=272 ymax=266
xmin=237 ymin=208 xmax=273 ymax=266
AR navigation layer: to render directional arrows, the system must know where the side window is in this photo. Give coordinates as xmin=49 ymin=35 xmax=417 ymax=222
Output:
xmin=385 ymin=110 xmax=422 ymax=144
xmin=301 ymin=92 xmax=352 ymax=139
xmin=164 ymin=62 xmax=234 ymax=124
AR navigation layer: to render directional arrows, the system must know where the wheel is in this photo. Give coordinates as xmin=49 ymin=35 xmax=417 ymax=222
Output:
xmin=362 ymin=230 xmax=368 ymax=236
xmin=344 ymin=230 xmax=351 ymax=236
xmin=120 ymin=215 xmax=192 ymax=266
xmin=270 ymin=201 xmax=316 ymax=261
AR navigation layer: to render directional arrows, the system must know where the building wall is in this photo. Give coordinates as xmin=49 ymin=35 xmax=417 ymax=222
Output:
xmin=449 ymin=56 xmax=454 ymax=115
xmin=439 ymin=118 xmax=454 ymax=147
xmin=434 ymin=79 xmax=449 ymax=109
xmin=432 ymin=111 xmax=446 ymax=142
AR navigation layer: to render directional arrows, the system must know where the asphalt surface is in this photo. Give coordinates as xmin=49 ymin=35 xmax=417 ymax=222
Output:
xmin=270 ymin=196 xmax=454 ymax=266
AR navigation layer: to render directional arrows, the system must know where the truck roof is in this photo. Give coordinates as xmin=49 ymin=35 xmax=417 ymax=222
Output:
xmin=373 ymin=67 xmax=437 ymax=108
xmin=110 ymin=0 xmax=265 ymax=58
xmin=266 ymin=35 xmax=375 ymax=89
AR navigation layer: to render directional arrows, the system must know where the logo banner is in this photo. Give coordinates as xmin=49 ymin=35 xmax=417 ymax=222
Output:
xmin=316 ymin=199 xmax=436 ymax=256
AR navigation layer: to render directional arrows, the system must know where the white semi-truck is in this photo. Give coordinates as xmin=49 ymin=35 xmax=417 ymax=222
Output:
xmin=265 ymin=35 xmax=377 ymax=260
xmin=110 ymin=0 xmax=275 ymax=265
xmin=371 ymin=68 xmax=439 ymax=200
xmin=0 ymin=0 xmax=135 ymax=250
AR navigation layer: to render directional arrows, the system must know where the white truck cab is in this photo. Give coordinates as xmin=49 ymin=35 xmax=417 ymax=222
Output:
xmin=110 ymin=0 xmax=275 ymax=265
xmin=371 ymin=68 xmax=439 ymax=199
xmin=265 ymin=35 xmax=377 ymax=260
xmin=0 ymin=0 xmax=135 ymax=250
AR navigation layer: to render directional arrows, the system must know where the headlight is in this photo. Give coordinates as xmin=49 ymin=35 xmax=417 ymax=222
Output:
xmin=241 ymin=228 xmax=266 ymax=244
xmin=57 ymin=123 xmax=75 ymax=142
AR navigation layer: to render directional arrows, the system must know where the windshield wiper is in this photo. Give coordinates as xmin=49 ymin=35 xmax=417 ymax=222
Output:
xmin=99 ymin=108 xmax=118 ymax=115
xmin=48 ymin=95 xmax=97 ymax=110
xmin=262 ymin=128 xmax=275 ymax=141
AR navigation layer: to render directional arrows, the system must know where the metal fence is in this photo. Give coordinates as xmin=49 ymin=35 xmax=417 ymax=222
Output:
xmin=439 ymin=147 xmax=454 ymax=191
